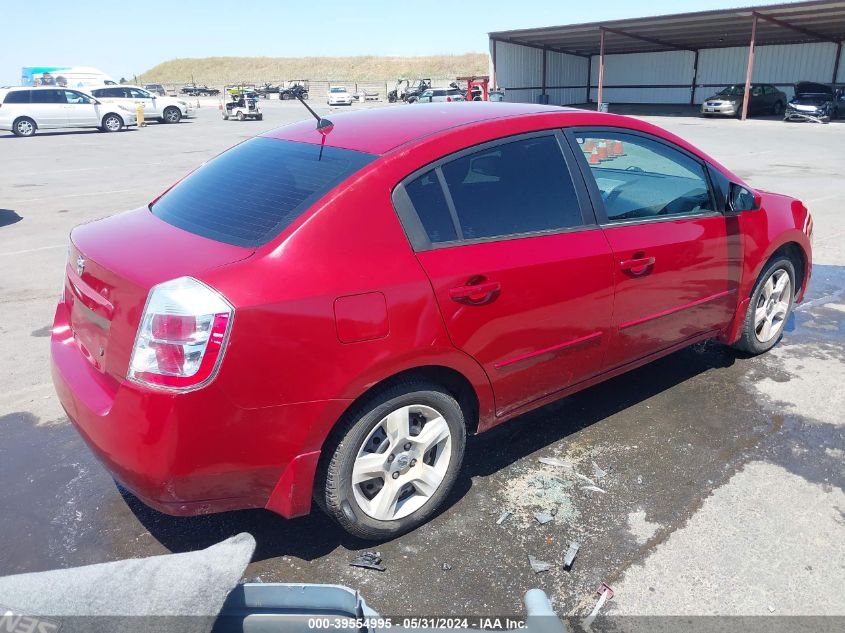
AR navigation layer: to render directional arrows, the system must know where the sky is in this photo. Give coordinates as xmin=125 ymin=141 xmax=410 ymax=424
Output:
xmin=3 ymin=0 xmax=761 ymax=84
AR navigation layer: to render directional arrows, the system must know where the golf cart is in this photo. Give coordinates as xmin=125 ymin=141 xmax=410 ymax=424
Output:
xmin=223 ymin=86 xmax=263 ymax=121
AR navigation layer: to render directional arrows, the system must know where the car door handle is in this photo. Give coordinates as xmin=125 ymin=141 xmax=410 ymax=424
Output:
xmin=620 ymin=256 xmax=655 ymax=276
xmin=449 ymin=280 xmax=501 ymax=305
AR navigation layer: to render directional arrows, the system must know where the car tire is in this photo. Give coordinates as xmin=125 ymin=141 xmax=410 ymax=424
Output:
xmin=316 ymin=381 xmax=467 ymax=540
xmin=101 ymin=114 xmax=123 ymax=132
xmin=12 ymin=117 xmax=36 ymax=137
xmin=236 ymin=111 xmax=245 ymax=121
xmin=222 ymin=114 xmax=229 ymax=120
xmin=257 ymin=113 xmax=263 ymax=121
xmin=734 ymin=256 xmax=796 ymax=355
xmin=163 ymin=106 xmax=182 ymax=123
xmin=771 ymin=100 xmax=784 ymax=115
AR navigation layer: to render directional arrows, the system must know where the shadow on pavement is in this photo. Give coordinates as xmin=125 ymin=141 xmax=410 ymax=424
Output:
xmin=127 ymin=341 xmax=738 ymax=560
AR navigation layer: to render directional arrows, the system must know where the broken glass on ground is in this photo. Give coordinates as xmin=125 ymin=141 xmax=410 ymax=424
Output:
xmin=349 ymin=552 xmax=386 ymax=572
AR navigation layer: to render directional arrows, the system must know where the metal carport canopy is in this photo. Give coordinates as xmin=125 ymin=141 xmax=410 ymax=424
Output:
xmin=489 ymin=0 xmax=845 ymax=119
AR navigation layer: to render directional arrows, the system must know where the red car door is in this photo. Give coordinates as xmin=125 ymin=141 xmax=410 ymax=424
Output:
xmin=392 ymin=132 xmax=615 ymax=416
xmin=565 ymin=128 xmax=741 ymax=370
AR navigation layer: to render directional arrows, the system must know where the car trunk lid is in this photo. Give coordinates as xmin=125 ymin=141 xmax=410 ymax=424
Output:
xmin=64 ymin=207 xmax=254 ymax=380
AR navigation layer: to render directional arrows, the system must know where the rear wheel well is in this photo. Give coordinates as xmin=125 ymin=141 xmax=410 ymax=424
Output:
xmin=344 ymin=366 xmax=480 ymax=436
xmin=768 ymin=242 xmax=806 ymax=295
xmin=312 ymin=365 xmax=480 ymax=511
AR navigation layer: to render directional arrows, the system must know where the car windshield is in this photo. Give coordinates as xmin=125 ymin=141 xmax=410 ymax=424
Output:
xmin=330 ymin=87 xmax=346 ymax=93
xmin=150 ymin=138 xmax=376 ymax=247
xmin=718 ymin=85 xmax=745 ymax=96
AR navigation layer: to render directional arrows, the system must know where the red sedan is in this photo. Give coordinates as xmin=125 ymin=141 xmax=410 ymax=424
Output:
xmin=52 ymin=103 xmax=812 ymax=539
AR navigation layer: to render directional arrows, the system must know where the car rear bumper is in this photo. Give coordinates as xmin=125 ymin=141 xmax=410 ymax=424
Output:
xmin=50 ymin=301 xmax=348 ymax=518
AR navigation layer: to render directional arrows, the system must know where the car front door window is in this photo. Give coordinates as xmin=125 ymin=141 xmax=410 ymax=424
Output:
xmin=573 ymin=132 xmax=715 ymax=223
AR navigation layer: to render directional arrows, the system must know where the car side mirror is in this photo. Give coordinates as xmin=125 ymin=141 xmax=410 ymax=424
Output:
xmin=728 ymin=183 xmax=762 ymax=212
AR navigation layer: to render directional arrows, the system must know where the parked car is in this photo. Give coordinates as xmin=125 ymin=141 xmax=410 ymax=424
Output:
xmin=90 ymin=85 xmax=194 ymax=123
xmin=327 ymin=86 xmax=354 ymax=106
xmin=52 ymin=103 xmax=812 ymax=539
xmin=784 ymin=81 xmax=841 ymax=122
xmin=144 ymin=83 xmax=166 ymax=96
xmin=701 ymin=83 xmax=787 ymax=117
xmin=416 ymin=88 xmax=466 ymax=103
xmin=0 ymin=86 xmax=136 ymax=136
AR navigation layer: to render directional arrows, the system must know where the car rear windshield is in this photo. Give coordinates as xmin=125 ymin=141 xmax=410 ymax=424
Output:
xmin=150 ymin=137 xmax=376 ymax=247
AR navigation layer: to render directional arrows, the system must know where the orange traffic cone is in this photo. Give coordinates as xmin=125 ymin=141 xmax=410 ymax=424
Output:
xmin=612 ymin=140 xmax=625 ymax=155
xmin=597 ymin=141 xmax=609 ymax=161
xmin=589 ymin=148 xmax=600 ymax=165
xmin=584 ymin=139 xmax=597 ymax=152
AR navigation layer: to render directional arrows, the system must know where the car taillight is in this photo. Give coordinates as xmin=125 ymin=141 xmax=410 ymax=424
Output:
xmin=128 ymin=277 xmax=233 ymax=391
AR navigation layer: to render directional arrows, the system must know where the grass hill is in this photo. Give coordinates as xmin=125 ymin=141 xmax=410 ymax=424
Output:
xmin=140 ymin=54 xmax=489 ymax=84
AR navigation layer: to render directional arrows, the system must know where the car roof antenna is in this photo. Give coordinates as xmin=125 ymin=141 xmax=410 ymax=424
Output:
xmin=296 ymin=95 xmax=333 ymax=135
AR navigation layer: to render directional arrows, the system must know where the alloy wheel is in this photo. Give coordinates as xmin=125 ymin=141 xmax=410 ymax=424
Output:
xmin=16 ymin=120 xmax=34 ymax=136
xmin=105 ymin=116 xmax=121 ymax=131
xmin=754 ymin=268 xmax=791 ymax=343
xmin=352 ymin=404 xmax=452 ymax=521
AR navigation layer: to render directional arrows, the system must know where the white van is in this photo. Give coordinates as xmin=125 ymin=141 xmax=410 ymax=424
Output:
xmin=0 ymin=86 xmax=137 ymax=136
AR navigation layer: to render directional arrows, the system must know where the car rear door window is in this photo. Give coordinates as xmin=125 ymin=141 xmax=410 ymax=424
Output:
xmin=404 ymin=170 xmax=458 ymax=243
xmin=31 ymin=89 xmax=66 ymax=104
xmin=4 ymin=90 xmax=31 ymax=104
xmin=439 ymin=135 xmax=584 ymax=240
xmin=573 ymin=131 xmax=715 ymax=222
xmin=151 ymin=138 xmax=376 ymax=248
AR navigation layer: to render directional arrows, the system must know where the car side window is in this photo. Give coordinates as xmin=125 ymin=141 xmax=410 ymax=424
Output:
xmin=64 ymin=90 xmax=93 ymax=104
xmin=574 ymin=131 xmax=715 ymax=222
xmin=4 ymin=90 xmax=31 ymax=104
xmin=751 ymin=86 xmax=763 ymax=97
xmin=31 ymin=89 xmax=66 ymax=104
xmin=439 ymin=135 xmax=584 ymax=240
xmin=128 ymin=89 xmax=149 ymax=98
xmin=764 ymin=85 xmax=775 ymax=95
xmin=405 ymin=170 xmax=458 ymax=243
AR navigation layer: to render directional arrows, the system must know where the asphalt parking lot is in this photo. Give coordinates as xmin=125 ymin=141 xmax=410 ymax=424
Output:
xmin=1 ymin=98 xmax=843 ymax=619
